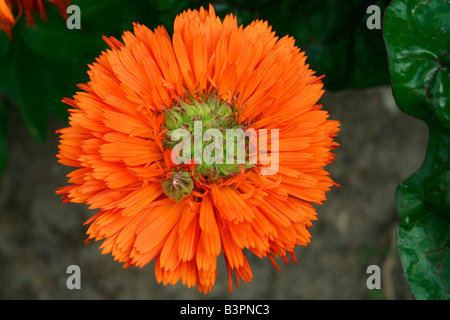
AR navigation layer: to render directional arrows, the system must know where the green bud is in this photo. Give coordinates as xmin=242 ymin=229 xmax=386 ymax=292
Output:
xmin=161 ymin=170 xmax=194 ymax=201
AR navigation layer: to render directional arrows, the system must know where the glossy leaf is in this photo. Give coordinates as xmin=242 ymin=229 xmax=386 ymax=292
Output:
xmin=384 ymin=0 xmax=450 ymax=300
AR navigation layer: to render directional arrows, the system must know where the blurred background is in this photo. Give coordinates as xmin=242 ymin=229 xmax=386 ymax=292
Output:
xmin=0 ymin=0 xmax=428 ymax=299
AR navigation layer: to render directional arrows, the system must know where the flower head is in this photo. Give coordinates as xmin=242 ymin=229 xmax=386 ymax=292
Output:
xmin=56 ymin=4 xmax=340 ymax=294
xmin=0 ymin=0 xmax=70 ymax=40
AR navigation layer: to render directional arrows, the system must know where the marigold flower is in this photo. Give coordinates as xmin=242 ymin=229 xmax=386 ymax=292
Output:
xmin=56 ymin=4 xmax=340 ymax=294
xmin=0 ymin=0 xmax=70 ymax=39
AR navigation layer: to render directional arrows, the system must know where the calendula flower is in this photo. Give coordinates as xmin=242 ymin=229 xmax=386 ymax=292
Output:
xmin=0 ymin=0 xmax=70 ymax=39
xmin=56 ymin=4 xmax=339 ymax=293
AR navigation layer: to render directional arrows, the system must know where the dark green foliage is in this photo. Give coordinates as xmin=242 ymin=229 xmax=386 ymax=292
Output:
xmin=384 ymin=0 xmax=450 ymax=300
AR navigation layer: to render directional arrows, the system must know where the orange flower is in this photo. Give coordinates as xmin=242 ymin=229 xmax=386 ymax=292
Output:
xmin=56 ymin=4 xmax=340 ymax=294
xmin=0 ymin=0 xmax=70 ymax=39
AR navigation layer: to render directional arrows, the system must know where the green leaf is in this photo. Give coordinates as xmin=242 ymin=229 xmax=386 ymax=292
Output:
xmin=383 ymin=0 xmax=450 ymax=123
xmin=396 ymin=129 xmax=450 ymax=300
xmin=384 ymin=0 xmax=450 ymax=300
xmin=11 ymin=20 xmax=91 ymax=142
xmin=423 ymin=161 xmax=450 ymax=217
xmin=12 ymin=40 xmax=65 ymax=142
xmin=0 ymin=32 xmax=17 ymax=100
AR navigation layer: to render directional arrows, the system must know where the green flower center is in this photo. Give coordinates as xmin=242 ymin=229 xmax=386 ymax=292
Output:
xmin=161 ymin=96 xmax=255 ymax=200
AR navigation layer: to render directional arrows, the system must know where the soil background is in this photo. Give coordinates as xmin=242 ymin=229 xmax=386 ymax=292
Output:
xmin=0 ymin=86 xmax=427 ymax=299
